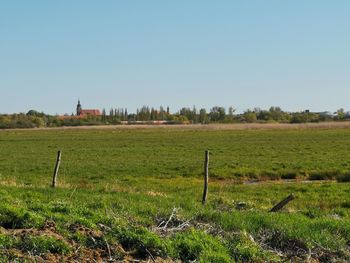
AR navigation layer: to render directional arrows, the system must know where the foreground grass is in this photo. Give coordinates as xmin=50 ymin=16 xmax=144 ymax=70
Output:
xmin=0 ymin=178 xmax=349 ymax=261
xmin=0 ymin=127 xmax=350 ymax=261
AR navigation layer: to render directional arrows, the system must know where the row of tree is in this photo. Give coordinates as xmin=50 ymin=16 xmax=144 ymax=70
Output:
xmin=0 ymin=107 xmax=348 ymax=129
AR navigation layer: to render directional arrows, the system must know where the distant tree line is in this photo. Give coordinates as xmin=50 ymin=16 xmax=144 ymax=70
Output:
xmin=0 ymin=106 xmax=349 ymax=129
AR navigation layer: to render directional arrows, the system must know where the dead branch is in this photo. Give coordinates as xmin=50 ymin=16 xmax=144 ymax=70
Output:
xmin=269 ymin=194 xmax=295 ymax=212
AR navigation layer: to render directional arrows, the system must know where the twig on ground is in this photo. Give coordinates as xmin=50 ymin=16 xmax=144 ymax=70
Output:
xmin=69 ymin=187 xmax=77 ymax=199
xmin=90 ymin=236 xmax=96 ymax=244
xmin=104 ymin=237 xmax=112 ymax=261
xmin=163 ymin=207 xmax=177 ymax=229
xmin=98 ymin=223 xmax=112 ymax=231
xmin=176 ymin=218 xmax=192 ymax=230
xmin=74 ymin=246 xmax=81 ymax=255
xmin=155 ymin=207 xmax=194 ymax=236
xmin=139 ymin=242 xmax=156 ymax=263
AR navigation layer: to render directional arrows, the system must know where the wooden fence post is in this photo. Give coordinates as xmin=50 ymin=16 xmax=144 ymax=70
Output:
xmin=269 ymin=193 xmax=295 ymax=212
xmin=202 ymin=150 xmax=209 ymax=205
xmin=52 ymin=151 xmax=61 ymax=188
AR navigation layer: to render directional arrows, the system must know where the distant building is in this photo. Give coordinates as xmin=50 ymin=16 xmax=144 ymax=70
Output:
xmin=316 ymin=111 xmax=336 ymax=118
xmin=76 ymin=100 xmax=101 ymax=116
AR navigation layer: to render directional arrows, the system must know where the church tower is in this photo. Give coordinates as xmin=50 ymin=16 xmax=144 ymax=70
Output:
xmin=76 ymin=100 xmax=82 ymax=116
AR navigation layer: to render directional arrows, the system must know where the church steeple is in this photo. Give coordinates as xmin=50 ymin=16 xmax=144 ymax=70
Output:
xmin=76 ymin=100 xmax=82 ymax=116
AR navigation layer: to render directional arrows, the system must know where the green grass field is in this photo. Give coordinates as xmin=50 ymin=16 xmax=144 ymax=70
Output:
xmin=0 ymin=127 xmax=350 ymax=261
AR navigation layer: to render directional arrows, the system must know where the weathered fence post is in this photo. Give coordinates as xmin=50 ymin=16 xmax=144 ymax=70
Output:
xmin=269 ymin=193 xmax=295 ymax=212
xmin=52 ymin=151 xmax=61 ymax=188
xmin=202 ymin=150 xmax=209 ymax=205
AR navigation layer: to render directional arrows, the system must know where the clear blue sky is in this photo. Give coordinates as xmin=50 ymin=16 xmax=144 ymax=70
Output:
xmin=1 ymin=1 xmax=349 ymax=114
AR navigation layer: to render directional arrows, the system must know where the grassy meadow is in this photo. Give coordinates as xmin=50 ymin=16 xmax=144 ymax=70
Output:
xmin=0 ymin=127 xmax=350 ymax=261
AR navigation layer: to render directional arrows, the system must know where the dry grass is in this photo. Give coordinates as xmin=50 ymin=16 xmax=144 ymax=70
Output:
xmin=2 ymin=121 xmax=350 ymax=132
